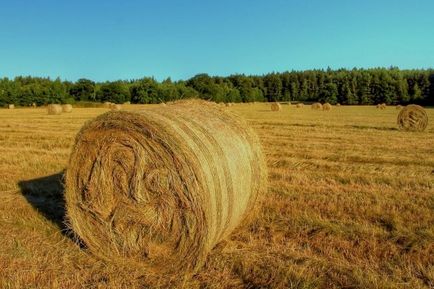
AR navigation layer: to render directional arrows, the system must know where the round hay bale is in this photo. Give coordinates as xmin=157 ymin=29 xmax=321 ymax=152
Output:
xmin=124 ymin=101 xmax=131 ymax=105
xmin=110 ymin=104 xmax=122 ymax=111
xmin=396 ymin=105 xmax=402 ymax=110
xmin=65 ymin=100 xmax=267 ymax=276
xmin=295 ymin=103 xmax=303 ymax=108
xmin=62 ymin=104 xmax=73 ymax=113
xmin=8 ymin=104 xmax=15 ymax=109
xmin=323 ymin=103 xmax=332 ymax=111
xmin=397 ymin=104 xmax=428 ymax=132
xmin=32 ymin=102 xmax=37 ymax=108
xmin=160 ymin=102 xmax=167 ymax=107
xmin=103 ymin=102 xmax=112 ymax=108
xmin=311 ymin=103 xmax=322 ymax=110
xmin=271 ymin=102 xmax=281 ymax=111
xmin=47 ymin=104 xmax=62 ymax=115
xmin=336 ymin=103 xmax=341 ymax=106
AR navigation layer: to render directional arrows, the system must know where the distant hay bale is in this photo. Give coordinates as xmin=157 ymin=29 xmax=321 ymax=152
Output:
xmin=103 ymin=102 xmax=112 ymax=108
xmin=271 ymin=102 xmax=281 ymax=111
xmin=8 ymin=104 xmax=15 ymax=109
xmin=32 ymin=103 xmax=37 ymax=108
xmin=110 ymin=104 xmax=122 ymax=111
xmin=323 ymin=103 xmax=332 ymax=111
xmin=311 ymin=103 xmax=322 ymax=110
xmin=336 ymin=103 xmax=341 ymax=106
xmin=62 ymin=104 xmax=73 ymax=113
xmin=123 ymin=101 xmax=131 ymax=105
xmin=296 ymin=103 xmax=304 ymax=108
xmin=396 ymin=105 xmax=402 ymax=110
xmin=65 ymin=100 xmax=267 ymax=276
xmin=397 ymin=104 xmax=428 ymax=132
xmin=377 ymin=103 xmax=386 ymax=110
xmin=160 ymin=102 xmax=167 ymax=106
xmin=47 ymin=104 xmax=62 ymax=115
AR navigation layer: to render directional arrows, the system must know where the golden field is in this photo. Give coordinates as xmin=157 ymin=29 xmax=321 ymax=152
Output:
xmin=0 ymin=103 xmax=433 ymax=289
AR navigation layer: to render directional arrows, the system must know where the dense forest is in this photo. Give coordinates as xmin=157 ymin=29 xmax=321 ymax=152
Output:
xmin=1 ymin=67 xmax=433 ymax=107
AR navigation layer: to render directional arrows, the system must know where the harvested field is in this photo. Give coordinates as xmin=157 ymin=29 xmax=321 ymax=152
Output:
xmin=0 ymin=104 xmax=433 ymax=289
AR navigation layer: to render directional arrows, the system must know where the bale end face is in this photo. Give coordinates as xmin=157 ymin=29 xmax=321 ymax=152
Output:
xmin=397 ymin=104 xmax=428 ymax=131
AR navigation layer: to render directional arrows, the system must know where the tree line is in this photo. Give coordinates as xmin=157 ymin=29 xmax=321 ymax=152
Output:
xmin=1 ymin=67 xmax=433 ymax=107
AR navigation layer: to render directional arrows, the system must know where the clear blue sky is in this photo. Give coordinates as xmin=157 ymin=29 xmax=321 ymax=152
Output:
xmin=0 ymin=0 xmax=433 ymax=81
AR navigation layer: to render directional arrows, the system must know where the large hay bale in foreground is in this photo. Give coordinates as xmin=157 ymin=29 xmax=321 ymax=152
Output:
xmin=65 ymin=100 xmax=267 ymax=276
xmin=8 ymin=104 xmax=15 ymax=109
xmin=311 ymin=103 xmax=322 ymax=110
xmin=47 ymin=104 xmax=62 ymax=115
xmin=397 ymin=104 xmax=428 ymax=131
xmin=323 ymin=103 xmax=332 ymax=111
xmin=62 ymin=104 xmax=73 ymax=113
xmin=271 ymin=102 xmax=281 ymax=111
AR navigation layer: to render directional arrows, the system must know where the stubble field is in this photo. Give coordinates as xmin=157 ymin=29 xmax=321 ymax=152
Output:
xmin=0 ymin=103 xmax=433 ymax=289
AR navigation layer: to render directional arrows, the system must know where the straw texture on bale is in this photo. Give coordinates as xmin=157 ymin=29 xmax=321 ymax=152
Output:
xmin=323 ymin=103 xmax=332 ymax=111
xmin=62 ymin=104 xmax=73 ymax=113
xmin=65 ymin=100 xmax=267 ymax=276
xmin=271 ymin=102 xmax=281 ymax=111
xmin=8 ymin=104 xmax=15 ymax=109
xmin=47 ymin=104 xmax=62 ymax=115
xmin=311 ymin=103 xmax=322 ymax=110
xmin=397 ymin=104 xmax=428 ymax=131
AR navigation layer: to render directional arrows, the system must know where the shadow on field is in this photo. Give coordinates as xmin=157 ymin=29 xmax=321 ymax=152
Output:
xmin=344 ymin=124 xmax=398 ymax=131
xmin=18 ymin=172 xmax=76 ymax=241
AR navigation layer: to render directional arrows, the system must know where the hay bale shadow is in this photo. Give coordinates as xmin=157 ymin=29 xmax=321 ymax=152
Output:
xmin=18 ymin=172 xmax=82 ymax=245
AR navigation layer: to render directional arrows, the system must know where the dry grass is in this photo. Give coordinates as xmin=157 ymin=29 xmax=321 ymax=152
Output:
xmin=0 ymin=104 xmax=433 ymax=289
